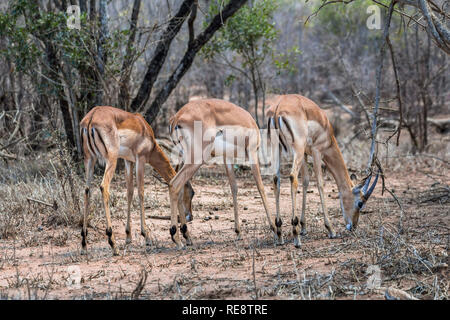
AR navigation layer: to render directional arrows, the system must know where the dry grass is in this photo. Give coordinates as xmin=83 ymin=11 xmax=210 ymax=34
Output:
xmin=0 ymin=128 xmax=448 ymax=300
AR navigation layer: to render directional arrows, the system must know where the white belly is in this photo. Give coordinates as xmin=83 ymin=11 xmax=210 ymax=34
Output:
xmin=118 ymin=145 xmax=135 ymax=162
xmin=117 ymin=128 xmax=153 ymax=162
xmin=207 ymin=126 xmax=259 ymax=164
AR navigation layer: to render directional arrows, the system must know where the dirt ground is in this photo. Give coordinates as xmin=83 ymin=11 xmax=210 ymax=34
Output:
xmin=0 ymin=157 xmax=448 ymax=300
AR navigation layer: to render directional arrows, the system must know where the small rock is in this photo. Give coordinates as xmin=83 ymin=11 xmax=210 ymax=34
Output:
xmin=244 ymin=207 xmax=248 ymax=210
xmin=242 ymin=219 xmax=247 ymax=223
xmin=213 ymin=207 xmax=219 ymax=211
xmin=214 ymin=216 xmax=219 ymax=220
xmin=37 ymin=226 xmax=43 ymax=232
xmin=209 ymin=211 xmax=214 ymax=215
xmin=203 ymin=216 xmax=212 ymax=221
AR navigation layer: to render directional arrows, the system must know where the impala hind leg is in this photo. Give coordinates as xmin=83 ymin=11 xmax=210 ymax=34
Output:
xmin=169 ymin=163 xmax=201 ymax=249
xmin=289 ymin=151 xmax=305 ymax=248
xmin=81 ymin=156 xmax=96 ymax=255
xmin=101 ymin=158 xmax=119 ymax=256
xmin=249 ymin=151 xmax=282 ymax=244
xmin=299 ymin=157 xmax=310 ymax=236
xmin=312 ymin=149 xmax=336 ymax=238
xmin=224 ymin=163 xmax=241 ymax=240
xmin=124 ymin=160 xmax=134 ymax=244
xmin=272 ymin=147 xmax=281 ymax=244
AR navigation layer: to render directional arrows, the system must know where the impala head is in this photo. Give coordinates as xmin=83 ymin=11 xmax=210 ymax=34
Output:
xmin=180 ymin=181 xmax=195 ymax=222
xmin=340 ymin=173 xmax=379 ymax=231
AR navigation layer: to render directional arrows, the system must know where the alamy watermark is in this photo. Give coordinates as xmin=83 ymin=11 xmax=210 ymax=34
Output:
xmin=366 ymin=5 xmax=381 ymax=30
xmin=366 ymin=265 xmax=382 ymax=289
xmin=67 ymin=5 xmax=81 ymax=30
xmin=168 ymin=121 xmax=282 ymax=176
xmin=66 ymin=265 xmax=81 ymax=289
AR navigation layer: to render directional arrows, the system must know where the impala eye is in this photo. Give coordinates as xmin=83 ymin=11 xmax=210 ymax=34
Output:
xmin=357 ymin=200 xmax=364 ymax=209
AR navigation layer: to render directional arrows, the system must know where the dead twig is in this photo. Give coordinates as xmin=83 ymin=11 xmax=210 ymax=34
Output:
xmin=26 ymin=198 xmax=58 ymax=211
xmin=376 ymin=286 xmax=419 ymax=300
xmin=131 ymin=269 xmax=148 ymax=300
xmin=0 ymin=151 xmax=17 ymax=160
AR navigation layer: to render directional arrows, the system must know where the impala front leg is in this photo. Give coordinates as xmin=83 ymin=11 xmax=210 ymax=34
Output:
xmin=250 ymin=152 xmax=282 ymax=245
xmin=312 ymin=149 xmax=336 ymax=238
xmin=272 ymin=145 xmax=281 ymax=244
xmin=169 ymin=163 xmax=201 ymax=249
xmin=224 ymin=163 xmax=241 ymax=240
xmin=136 ymin=156 xmax=152 ymax=246
xmin=169 ymin=187 xmax=183 ymax=249
xmin=289 ymin=151 xmax=304 ymax=248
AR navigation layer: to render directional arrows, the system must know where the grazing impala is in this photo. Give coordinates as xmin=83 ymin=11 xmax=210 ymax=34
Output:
xmin=80 ymin=106 xmax=194 ymax=256
xmin=168 ymin=98 xmax=282 ymax=248
xmin=266 ymin=94 xmax=378 ymax=248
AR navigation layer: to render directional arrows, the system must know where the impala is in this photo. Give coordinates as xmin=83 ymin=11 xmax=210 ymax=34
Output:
xmin=167 ymin=98 xmax=282 ymax=248
xmin=266 ymin=94 xmax=378 ymax=248
xmin=80 ymin=106 xmax=195 ymax=256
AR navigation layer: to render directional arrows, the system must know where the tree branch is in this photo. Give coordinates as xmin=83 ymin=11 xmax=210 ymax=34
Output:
xmin=144 ymin=0 xmax=248 ymax=125
xmin=367 ymin=0 xmax=395 ymax=170
xmin=129 ymin=0 xmax=195 ymax=112
xmin=118 ymin=0 xmax=142 ymax=110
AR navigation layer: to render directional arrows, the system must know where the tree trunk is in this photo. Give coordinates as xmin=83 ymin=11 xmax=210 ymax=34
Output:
xmin=251 ymin=71 xmax=260 ymax=128
xmin=95 ymin=0 xmax=109 ymax=106
xmin=45 ymin=42 xmax=76 ymax=151
xmin=144 ymin=0 xmax=248 ymax=124
xmin=118 ymin=0 xmax=141 ymax=110
xmin=80 ymin=0 xmax=87 ymax=13
xmin=130 ymin=0 xmax=195 ymax=112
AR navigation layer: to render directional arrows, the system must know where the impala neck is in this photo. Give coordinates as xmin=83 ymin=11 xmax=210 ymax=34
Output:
xmin=148 ymin=142 xmax=177 ymax=184
xmin=323 ymin=136 xmax=354 ymax=197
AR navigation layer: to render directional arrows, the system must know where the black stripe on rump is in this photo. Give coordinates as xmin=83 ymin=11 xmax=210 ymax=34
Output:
xmin=86 ymin=114 xmax=97 ymax=157
xmin=93 ymin=128 xmax=108 ymax=156
xmin=80 ymin=128 xmax=85 ymax=151
xmin=90 ymin=127 xmax=106 ymax=158
xmin=280 ymin=116 xmax=295 ymax=143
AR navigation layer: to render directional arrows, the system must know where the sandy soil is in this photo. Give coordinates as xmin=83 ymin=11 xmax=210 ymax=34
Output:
xmin=0 ymin=162 xmax=448 ymax=300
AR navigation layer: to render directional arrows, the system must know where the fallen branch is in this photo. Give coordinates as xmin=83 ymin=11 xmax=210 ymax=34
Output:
xmin=131 ymin=269 xmax=148 ymax=299
xmin=147 ymin=215 xmax=171 ymax=220
xmin=0 ymin=151 xmax=17 ymax=160
xmin=427 ymin=117 xmax=450 ymax=133
xmin=27 ymin=197 xmax=58 ymax=210
xmin=375 ymin=286 xmax=419 ymax=300
xmin=326 ymin=90 xmax=356 ymax=118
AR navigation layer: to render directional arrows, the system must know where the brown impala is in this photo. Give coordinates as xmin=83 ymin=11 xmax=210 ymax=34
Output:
xmin=80 ymin=106 xmax=194 ymax=256
xmin=267 ymin=94 xmax=378 ymax=248
xmin=168 ymin=99 xmax=282 ymax=249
